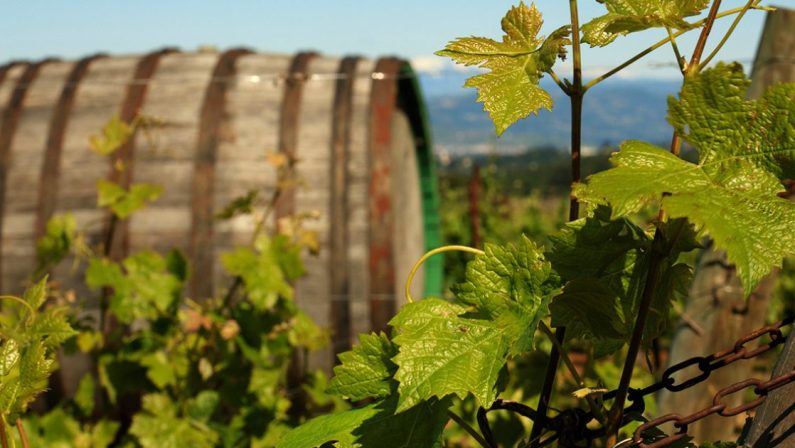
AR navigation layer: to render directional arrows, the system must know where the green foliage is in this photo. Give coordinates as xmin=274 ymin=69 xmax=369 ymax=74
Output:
xmin=86 ymin=251 xmax=182 ymax=324
xmin=574 ymin=138 xmax=795 ymax=294
xmin=327 ymin=332 xmax=397 ymax=401
xmin=548 ymin=209 xmax=694 ymax=355
xmin=96 ymin=179 xmax=163 ymax=219
xmin=221 ymin=235 xmax=296 ymax=310
xmin=436 ymin=2 xmax=570 ymax=135
xmin=89 ymin=114 xmax=133 ymax=156
xmin=277 ymin=396 xmax=450 ymax=448
xmin=0 ymin=279 xmax=76 ymax=439
xmin=17 ymin=409 xmax=118 ymax=448
xmin=582 ymin=0 xmax=708 ymax=47
xmin=129 ymin=393 xmax=218 ymax=448
xmin=18 ymin=114 xmax=334 ymax=448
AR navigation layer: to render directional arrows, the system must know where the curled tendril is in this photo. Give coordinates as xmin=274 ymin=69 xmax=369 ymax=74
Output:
xmin=0 ymin=295 xmax=36 ymax=319
xmin=404 ymin=245 xmax=485 ymax=303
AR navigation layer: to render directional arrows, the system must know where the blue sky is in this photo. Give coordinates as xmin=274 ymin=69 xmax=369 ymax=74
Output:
xmin=0 ymin=1 xmax=774 ymax=79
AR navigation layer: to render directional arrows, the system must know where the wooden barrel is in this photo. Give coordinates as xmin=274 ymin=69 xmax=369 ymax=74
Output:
xmin=0 ymin=49 xmax=443 ymax=371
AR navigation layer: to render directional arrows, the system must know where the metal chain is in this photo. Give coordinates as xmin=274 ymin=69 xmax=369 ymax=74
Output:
xmin=631 ymin=369 xmax=795 ymax=448
xmin=479 ymin=317 xmax=793 ymax=447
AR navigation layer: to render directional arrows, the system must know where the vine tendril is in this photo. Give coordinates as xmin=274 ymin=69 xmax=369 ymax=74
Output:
xmin=405 ymin=245 xmax=484 ymax=303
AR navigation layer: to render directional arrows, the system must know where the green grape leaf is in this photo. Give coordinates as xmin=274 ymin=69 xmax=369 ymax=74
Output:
xmin=86 ymin=252 xmax=182 ymax=323
xmin=548 ymin=209 xmax=693 ymax=352
xmin=435 ymin=2 xmax=570 ymax=135
xmin=130 ymin=394 xmax=219 ymax=448
xmin=89 ymin=114 xmax=133 ymax=156
xmin=277 ymin=396 xmax=450 ymax=448
xmin=582 ymin=0 xmax=709 ymax=47
xmin=575 ymin=140 xmax=795 ymax=293
xmin=22 ymin=277 xmax=49 ymax=309
xmin=327 ymin=332 xmax=397 ymax=401
xmin=550 ymin=279 xmax=627 ymax=342
xmin=140 ymin=351 xmax=178 ymax=389
xmin=90 ymin=420 xmax=120 ymax=448
xmin=74 ymin=374 xmax=95 ymax=416
xmin=35 ymin=214 xmax=77 ymax=272
xmin=29 ymin=308 xmax=77 ymax=348
xmin=668 ymin=62 xmax=795 ymax=181
xmin=187 ymin=390 xmax=219 ymax=423
xmin=222 ymin=235 xmax=293 ymax=310
xmin=11 ymin=343 xmax=56 ymax=418
xmin=452 ymin=236 xmax=556 ymax=355
xmin=272 ymin=234 xmax=306 ymax=281
xmin=390 ymin=299 xmax=509 ymax=412
xmin=0 ymin=340 xmax=19 ymax=376
xmin=97 ymin=179 xmax=162 ymax=219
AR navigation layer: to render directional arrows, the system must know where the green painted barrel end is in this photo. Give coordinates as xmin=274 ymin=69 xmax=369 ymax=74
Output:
xmin=397 ymin=62 xmax=444 ymax=297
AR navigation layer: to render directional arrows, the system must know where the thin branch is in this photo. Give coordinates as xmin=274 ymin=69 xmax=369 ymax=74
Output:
xmin=666 ymin=26 xmax=686 ymax=73
xmin=687 ymin=0 xmax=724 ymax=73
xmin=699 ymin=0 xmax=758 ymax=69
xmin=539 ymin=321 xmax=606 ymax=424
xmin=584 ymin=5 xmax=757 ymax=91
xmin=0 ymin=416 xmax=8 ymax=448
xmin=15 ymin=420 xmax=27 ymax=448
xmin=547 ymin=70 xmax=570 ymax=95
xmin=477 ymin=407 xmax=498 ymax=448
xmin=448 ymin=410 xmax=490 ymax=448
xmin=530 ymin=2 xmax=583 ymax=446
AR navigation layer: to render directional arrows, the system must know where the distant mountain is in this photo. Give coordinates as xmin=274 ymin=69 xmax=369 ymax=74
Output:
xmin=416 ymin=69 xmax=682 ymax=155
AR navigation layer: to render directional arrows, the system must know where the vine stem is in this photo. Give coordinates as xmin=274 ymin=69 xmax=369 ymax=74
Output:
xmin=699 ymin=0 xmax=760 ymax=69
xmin=0 ymin=416 xmax=8 ymax=448
xmin=15 ymin=420 xmax=27 ymax=448
xmin=605 ymin=1 xmax=724 ymax=442
xmin=583 ymin=4 xmax=762 ymax=91
xmin=448 ymin=410 xmax=491 ymax=448
xmin=539 ymin=321 xmax=606 ymax=424
xmin=530 ymin=2 xmax=583 ymax=447
xmin=666 ymin=26 xmax=686 ymax=73
xmin=404 ymin=245 xmax=484 ymax=303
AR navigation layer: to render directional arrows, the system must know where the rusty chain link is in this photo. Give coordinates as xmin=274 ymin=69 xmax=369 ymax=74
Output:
xmin=631 ymin=370 xmax=795 ymax=447
xmin=478 ymin=317 xmax=793 ymax=447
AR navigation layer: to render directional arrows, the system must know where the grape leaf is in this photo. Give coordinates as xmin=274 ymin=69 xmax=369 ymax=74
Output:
xmin=390 ymin=299 xmax=510 ymax=412
xmin=277 ymin=396 xmax=450 ymax=448
xmin=392 ymin=238 xmax=555 ymax=411
xmin=582 ymin=0 xmax=709 ymax=47
xmin=435 ymin=2 xmax=570 ymax=135
xmin=668 ymin=62 xmax=795 ymax=182
xmin=222 ymin=235 xmax=293 ymax=310
xmin=89 ymin=114 xmax=133 ymax=156
xmin=28 ymin=308 xmax=77 ymax=348
xmin=130 ymin=394 xmax=219 ymax=448
xmin=452 ymin=236 xmax=556 ymax=355
xmin=574 ymin=140 xmax=795 ymax=293
xmin=327 ymin=332 xmax=397 ymax=401
xmin=97 ymin=179 xmax=162 ymax=219
xmin=0 ymin=341 xmax=19 ymax=377
xmin=548 ymin=209 xmax=694 ymax=353
xmin=550 ymin=279 xmax=627 ymax=342
xmin=75 ymin=374 xmax=95 ymax=416
xmin=86 ymin=252 xmax=183 ymax=323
